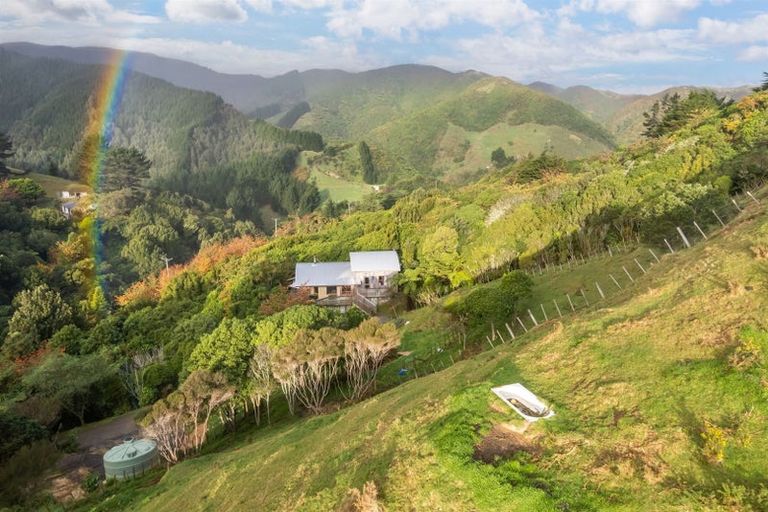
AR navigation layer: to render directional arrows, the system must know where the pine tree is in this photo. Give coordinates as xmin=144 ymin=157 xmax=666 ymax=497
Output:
xmin=359 ymin=141 xmax=377 ymax=184
xmin=755 ymin=71 xmax=768 ymax=92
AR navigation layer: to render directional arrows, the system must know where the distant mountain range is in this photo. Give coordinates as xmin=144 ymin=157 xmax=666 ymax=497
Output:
xmin=528 ymin=81 xmax=754 ymax=143
xmin=0 ymin=42 xmax=754 ymax=182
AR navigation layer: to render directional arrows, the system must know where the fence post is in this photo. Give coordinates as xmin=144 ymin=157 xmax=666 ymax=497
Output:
xmin=623 ymin=266 xmax=635 ymax=283
xmin=732 ymin=198 xmax=742 ymax=212
xmin=747 ymin=191 xmax=760 ymax=204
xmin=528 ymin=309 xmax=539 ymax=327
xmin=486 ymin=336 xmax=494 ymax=349
xmin=693 ymin=221 xmax=708 ymax=240
xmin=676 ymin=226 xmax=692 ymax=248
xmin=608 ymin=246 xmax=613 ymax=258
xmin=711 ymin=209 xmax=725 ymax=228
xmin=516 ymin=317 xmax=528 ymax=333
xmin=595 ymin=282 xmax=605 ymax=299
xmin=609 ymin=273 xmax=622 ymax=290
xmin=664 ymin=238 xmax=675 ymax=254
xmin=580 ymin=288 xmax=590 ymax=306
xmin=566 ymin=294 xmax=575 ymax=312
xmin=634 ymin=258 xmax=647 ymax=274
xmin=553 ymin=298 xmax=563 ymax=318
xmin=505 ymin=322 xmax=516 ymax=340
xmin=540 ymin=303 xmax=549 ymax=322
xmin=649 ymin=249 xmax=660 ymax=263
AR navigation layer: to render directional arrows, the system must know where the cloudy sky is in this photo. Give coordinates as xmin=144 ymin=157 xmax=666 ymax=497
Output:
xmin=2 ymin=0 xmax=767 ymax=93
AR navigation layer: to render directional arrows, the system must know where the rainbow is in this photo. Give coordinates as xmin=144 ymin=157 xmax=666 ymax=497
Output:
xmin=81 ymin=49 xmax=133 ymax=302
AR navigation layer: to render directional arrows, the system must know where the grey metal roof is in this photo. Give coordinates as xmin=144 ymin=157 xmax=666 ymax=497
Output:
xmin=349 ymin=251 xmax=400 ymax=273
xmin=291 ymin=262 xmax=355 ymax=287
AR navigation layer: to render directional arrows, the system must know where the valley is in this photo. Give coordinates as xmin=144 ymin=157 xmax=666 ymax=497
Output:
xmin=1 ymin=38 xmax=767 ymax=512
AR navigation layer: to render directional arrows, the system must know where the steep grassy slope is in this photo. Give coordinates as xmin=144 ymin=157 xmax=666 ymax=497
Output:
xmin=77 ymin=196 xmax=768 ymax=511
xmin=367 ymin=77 xmax=615 ymax=180
xmin=0 ymin=50 xmax=320 ymax=181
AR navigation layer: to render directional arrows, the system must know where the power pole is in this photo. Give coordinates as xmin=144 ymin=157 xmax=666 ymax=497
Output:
xmin=160 ymin=255 xmax=173 ymax=273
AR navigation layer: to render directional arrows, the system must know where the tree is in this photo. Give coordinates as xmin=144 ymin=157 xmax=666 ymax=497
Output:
xmin=101 ymin=147 xmax=151 ymax=192
xmin=247 ymin=343 xmax=274 ymax=424
xmin=4 ymin=285 xmax=73 ymax=358
xmin=272 ymin=327 xmax=343 ymax=414
xmin=0 ymin=132 xmax=13 ymax=177
xmin=343 ymin=318 xmax=400 ymax=400
xmin=753 ymin=71 xmax=768 ymax=92
xmin=6 ymin=179 xmax=43 ymax=206
xmin=358 ymin=141 xmax=377 ymax=184
xmin=21 ymin=352 xmax=115 ymax=425
xmin=491 ymin=147 xmax=509 ymax=168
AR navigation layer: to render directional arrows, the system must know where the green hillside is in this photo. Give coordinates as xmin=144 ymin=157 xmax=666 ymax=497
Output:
xmin=0 ymin=50 xmax=323 ymax=182
xmin=293 ymin=65 xmax=484 ymax=140
xmin=368 ymin=77 xmax=615 ymax=181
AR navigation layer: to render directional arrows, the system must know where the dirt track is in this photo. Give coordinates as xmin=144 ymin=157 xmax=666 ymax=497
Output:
xmin=48 ymin=411 xmax=140 ymax=502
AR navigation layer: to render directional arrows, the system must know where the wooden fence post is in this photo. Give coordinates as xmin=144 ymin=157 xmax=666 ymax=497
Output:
xmin=505 ymin=322 xmax=516 ymax=340
xmin=566 ymin=294 xmax=575 ymax=312
xmin=634 ymin=258 xmax=647 ymax=274
xmin=609 ymin=273 xmax=622 ymax=290
xmin=732 ymin=198 xmax=742 ymax=212
xmin=517 ymin=317 xmax=528 ymax=333
xmin=747 ymin=191 xmax=759 ymax=204
xmin=540 ymin=303 xmax=549 ymax=322
xmin=553 ymin=298 xmax=563 ymax=318
xmin=528 ymin=309 xmax=539 ymax=327
xmin=664 ymin=238 xmax=675 ymax=254
xmin=623 ymin=266 xmax=635 ymax=283
xmin=580 ymin=288 xmax=590 ymax=306
xmin=595 ymin=282 xmax=605 ymax=299
xmin=649 ymin=249 xmax=660 ymax=263
xmin=693 ymin=221 xmax=708 ymax=240
xmin=676 ymin=226 xmax=691 ymax=248
xmin=711 ymin=209 xmax=725 ymax=228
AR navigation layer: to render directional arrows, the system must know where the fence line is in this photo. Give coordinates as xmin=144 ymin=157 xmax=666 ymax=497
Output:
xmin=395 ymin=182 xmax=765 ymax=382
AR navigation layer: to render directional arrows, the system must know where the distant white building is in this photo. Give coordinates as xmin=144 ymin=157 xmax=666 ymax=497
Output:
xmin=291 ymin=250 xmax=401 ymax=313
xmin=60 ymin=201 xmax=77 ymax=218
xmin=59 ymin=190 xmax=87 ymax=199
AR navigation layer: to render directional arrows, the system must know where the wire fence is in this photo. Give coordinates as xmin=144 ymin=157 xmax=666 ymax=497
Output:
xmin=390 ymin=181 xmax=765 ymax=384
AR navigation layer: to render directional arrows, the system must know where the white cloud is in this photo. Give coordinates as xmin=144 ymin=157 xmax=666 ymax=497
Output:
xmin=326 ymin=0 xmax=540 ymax=39
xmin=739 ymin=45 xmax=768 ymax=61
xmin=698 ymin=14 xmax=768 ymax=44
xmin=425 ymin=23 xmax=703 ymax=83
xmin=165 ymin=0 xmax=248 ymax=23
xmin=2 ymin=0 xmax=159 ymax=24
xmin=563 ymin=0 xmax=702 ymax=27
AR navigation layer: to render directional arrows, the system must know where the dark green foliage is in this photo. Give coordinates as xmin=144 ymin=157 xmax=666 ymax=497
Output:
xmin=513 ymin=151 xmax=567 ymax=184
xmin=0 ymin=411 xmax=47 ymax=461
xmin=0 ymin=439 xmax=60 ymax=507
xmin=3 ymin=284 xmax=73 ymax=359
xmin=50 ymin=324 xmax=85 ymax=354
xmin=0 ymin=131 xmax=13 ymax=175
xmin=250 ymin=103 xmax=281 ymax=120
xmin=446 ymin=271 xmax=532 ymax=329
xmin=491 ymin=147 xmax=511 ymax=168
xmin=276 ymin=101 xmax=310 ymax=129
xmin=101 ymin=147 xmax=151 ymax=192
xmin=637 ymin=183 xmax=727 ymax=243
xmin=643 ymin=90 xmax=729 ymax=138
xmin=6 ymin=178 xmax=43 ymax=205
xmin=359 ymin=141 xmax=377 ymax=184
xmin=140 ymin=362 xmax=179 ymax=406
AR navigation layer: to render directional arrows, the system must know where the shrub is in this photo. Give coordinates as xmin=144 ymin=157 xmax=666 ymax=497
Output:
xmin=0 ymin=440 xmax=60 ymax=507
xmin=0 ymin=412 xmax=47 ymax=461
xmin=446 ymin=271 xmax=532 ymax=329
xmin=701 ymin=420 xmax=728 ymax=464
xmin=729 ymin=326 xmax=767 ymax=371
xmin=82 ymin=471 xmax=100 ymax=493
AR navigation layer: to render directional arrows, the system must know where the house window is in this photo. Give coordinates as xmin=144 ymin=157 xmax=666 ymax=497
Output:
xmin=312 ymin=286 xmax=319 ymax=296
xmin=341 ymin=285 xmax=352 ymax=295
xmin=327 ymin=286 xmax=337 ymax=295
xmin=364 ymin=277 xmax=370 ymax=289
xmin=378 ymin=276 xmax=385 ymax=286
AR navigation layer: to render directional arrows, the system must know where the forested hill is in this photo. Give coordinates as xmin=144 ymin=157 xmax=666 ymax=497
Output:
xmin=365 ymin=77 xmax=616 ymax=181
xmin=530 ymin=81 xmax=754 ymax=144
xmin=0 ymin=49 xmax=323 ymax=182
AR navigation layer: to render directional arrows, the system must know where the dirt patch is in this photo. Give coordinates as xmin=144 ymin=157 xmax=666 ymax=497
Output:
xmin=472 ymin=424 xmax=540 ymax=464
xmin=47 ymin=411 xmax=140 ymax=502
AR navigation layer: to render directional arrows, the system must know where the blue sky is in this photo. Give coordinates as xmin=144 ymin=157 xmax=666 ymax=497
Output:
xmin=2 ymin=0 xmax=767 ymax=93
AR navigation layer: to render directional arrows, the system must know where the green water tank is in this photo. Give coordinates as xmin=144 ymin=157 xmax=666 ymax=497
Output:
xmin=103 ymin=438 xmax=158 ymax=480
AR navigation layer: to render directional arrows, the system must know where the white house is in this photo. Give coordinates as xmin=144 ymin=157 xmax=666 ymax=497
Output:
xmin=291 ymin=250 xmax=401 ymax=312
